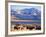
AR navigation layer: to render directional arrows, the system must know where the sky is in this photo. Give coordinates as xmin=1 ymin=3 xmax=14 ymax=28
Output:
xmin=11 ymin=5 xmax=41 ymax=11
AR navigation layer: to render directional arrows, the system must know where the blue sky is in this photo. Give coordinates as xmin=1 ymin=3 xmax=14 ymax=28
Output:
xmin=11 ymin=5 xmax=41 ymax=11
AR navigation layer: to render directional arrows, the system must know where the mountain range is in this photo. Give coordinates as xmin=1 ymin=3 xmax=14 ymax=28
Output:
xmin=11 ymin=8 xmax=41 ymax=20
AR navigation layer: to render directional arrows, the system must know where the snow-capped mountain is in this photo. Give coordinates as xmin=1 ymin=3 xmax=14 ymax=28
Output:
xmin=11 ymin=8 xmax=41 ymax=20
